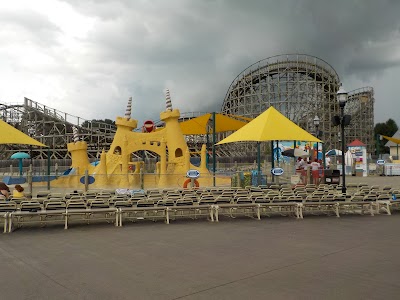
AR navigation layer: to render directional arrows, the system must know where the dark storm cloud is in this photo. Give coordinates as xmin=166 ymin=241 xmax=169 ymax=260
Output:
xmin=71 ymin=0 xmax=400 ymax=73
xmin=56 ymin=0 xmax=400 ymax=125
xmin=295 ymin=0 xmax=400 ymax=77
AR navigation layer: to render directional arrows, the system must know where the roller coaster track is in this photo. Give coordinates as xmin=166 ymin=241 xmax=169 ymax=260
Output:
xmin=0 ymin=100 xmax=220 ymax=162
xmin=345 ymin=87 xmax=374 ymax=152
xmin=220 ymin=54 xmax=375 ymax=156
xmin=236 ymin=61 xmax=338 ymax=89
xmin=0 ymin=98 xmax=117 ymax=160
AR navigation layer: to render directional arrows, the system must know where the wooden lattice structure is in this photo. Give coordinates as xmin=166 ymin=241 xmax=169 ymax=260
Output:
xmin=0 ymin=98 xmax=116 ymax=160
xmin=220 ymin=54 xmax=375 ymax=154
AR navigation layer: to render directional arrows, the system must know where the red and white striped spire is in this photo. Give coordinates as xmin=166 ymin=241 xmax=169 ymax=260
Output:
xmin=165 ymin=89 xmax=172 ymax=111
xmin=125 ymin=97 xmax=132 ymax=119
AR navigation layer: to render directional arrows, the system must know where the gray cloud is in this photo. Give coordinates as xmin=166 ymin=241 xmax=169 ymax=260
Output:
xmin=0 ymin=9 xmax=61 ymax=47
xmin=2 ymin=0 xmax=400 ymax=127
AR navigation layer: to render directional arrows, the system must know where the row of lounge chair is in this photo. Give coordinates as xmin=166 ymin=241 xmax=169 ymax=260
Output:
xmin=1 ymin=195 xmax=398 ymax=233
xmin=1 ymin=183 xmax=399 ymax=233
xmin=15 ymin=183 xmax=400 ymax=202
xmin=1 ymin=203 xmax=215 ymax=233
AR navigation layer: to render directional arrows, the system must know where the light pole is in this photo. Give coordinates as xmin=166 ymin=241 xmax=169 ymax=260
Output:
xmin=313 ymin=115 xmax=320 ymax=160
xmin=28 ymin=127 xmax=35 ymax=172
xmin=337 ymin=84 xmax=348 ymax=194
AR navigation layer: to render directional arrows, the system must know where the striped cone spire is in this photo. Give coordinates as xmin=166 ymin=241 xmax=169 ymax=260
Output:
xmin=125 ymin=97 xmax=132 ymax=120
xmin=72 ymin=126 xmax=79 ymax=143
xmin=165 ymin=89 xmax=172 ymax=111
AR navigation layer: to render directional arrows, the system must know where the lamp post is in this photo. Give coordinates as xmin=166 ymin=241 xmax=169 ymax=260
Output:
xmin=313 ymin=115 xmax=320 ymax=160
xmin=27 ymin=127 xmax=35 ymax=172
xmin=337 ymin=85 xmax=348 ymax=194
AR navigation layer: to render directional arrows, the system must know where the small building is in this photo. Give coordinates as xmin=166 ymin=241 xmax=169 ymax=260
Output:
xmin=385 ymin=130 xmax=400 ymax=160
xmin=347 ymin=139 xmax=367 ymax=177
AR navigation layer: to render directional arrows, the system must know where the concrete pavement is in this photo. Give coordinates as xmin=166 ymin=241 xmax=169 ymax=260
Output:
xmin=1 ymin=213 xmax=400 ymax=299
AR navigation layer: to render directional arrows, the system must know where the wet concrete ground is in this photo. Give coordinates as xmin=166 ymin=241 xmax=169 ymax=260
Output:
xmin=1 ymin=210 xmax=400 ymax=299
xmin=1 ymin=174 xmax=400 ymax=299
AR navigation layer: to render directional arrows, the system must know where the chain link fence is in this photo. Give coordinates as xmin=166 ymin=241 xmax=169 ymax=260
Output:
xmin=0 ymin=156 xmax=389 ymax=197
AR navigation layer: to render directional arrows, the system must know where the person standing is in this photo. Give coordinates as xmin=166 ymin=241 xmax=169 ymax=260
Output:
xmin=325 ymin=156 xmax=331 ymax=169
xmin=301 ymin=160 xmax=310 ymax=184
xmin=311 ymin=159 xmax=321 ymax=185
xmin=295 ymin=157 xmax=304 ymax=170
xmin=295 ymin=157 xmax=305 ymax=184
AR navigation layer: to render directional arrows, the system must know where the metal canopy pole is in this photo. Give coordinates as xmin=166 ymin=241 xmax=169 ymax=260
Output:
xmin=212 ymin=112 xmax=216 ymax=187
xmin=206 ymin=127 xmax=210 ymax=169
xmin=47 ymin=148 xmax=51 ymax=190
xmin=276 ymin=140 xmax=279 ymax=184
xmin=340 ymin=106 xmax=346 ymax=194
xmin=276 ymin=140 xmax=279 ymax=165
xmin=271 ymin=141 xmax=274 ymax=183
xmin=257 ymin=142 xmax=261 ymax=185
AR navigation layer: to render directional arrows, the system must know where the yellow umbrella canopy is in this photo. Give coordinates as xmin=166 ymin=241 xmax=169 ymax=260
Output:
xmin=0 ymin=119 xmax=46 ymax=147
xmin=179 ymin=113 xmax=249 ymax=135
xmin=382 ymin=135 xmax=400 ymax=144
xmin=217 ymin=106 xmax=322 ymax=145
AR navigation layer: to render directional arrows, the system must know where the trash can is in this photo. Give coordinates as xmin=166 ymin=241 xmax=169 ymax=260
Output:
xmin=355 ymin=168 xmax=363 ymax=177
xmin=331 ymin=169 xmax=340 ymax=184
xmin=324 ymin=169 xmax=340 ymax=184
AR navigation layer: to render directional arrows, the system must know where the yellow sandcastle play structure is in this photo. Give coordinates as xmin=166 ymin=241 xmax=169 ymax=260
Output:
xmin=53 ymin=89 xmax=226 ymax=189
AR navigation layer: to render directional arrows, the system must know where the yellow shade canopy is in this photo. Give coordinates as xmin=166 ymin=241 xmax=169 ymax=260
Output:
xmin=217 ymin=106 xmax=322 ymax=145
xmin=179 ymin=113 xmax=249 ymax=135
xmin=0 ymin=119 xmax=47 ymax=147
xmin=226 ymin=114 xmax=253 ymax=122
xmin=179 ymin=113 xmax=212 ymax=135
xmin=382 ymin=135 xmax=400 ymax=145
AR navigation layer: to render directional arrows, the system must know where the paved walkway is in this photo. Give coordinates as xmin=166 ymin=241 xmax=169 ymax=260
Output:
xmin=1 ymin=213 xmax=400 ymax=299
xmin=345 ymin=174 xmax=400 ymax=187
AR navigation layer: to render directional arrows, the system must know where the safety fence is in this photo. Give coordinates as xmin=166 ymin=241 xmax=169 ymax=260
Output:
xmin=0 ymin=157 xmax=392 ymax=198
xmin=0 ymin=173 xmax=273 ymax=197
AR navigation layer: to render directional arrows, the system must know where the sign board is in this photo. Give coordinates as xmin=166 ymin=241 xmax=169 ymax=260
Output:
xmin=376 ymin=159 xmax=385 ymax=166
xmin=80 ymin=175 xmax=95 ymax=184
xmin=290 ymin=175 xmax=300 ymax=185
xmin=186 ymin=169 xmax=200 ymax=179
xmin=271 ymin=167 xmax=284 ymax=176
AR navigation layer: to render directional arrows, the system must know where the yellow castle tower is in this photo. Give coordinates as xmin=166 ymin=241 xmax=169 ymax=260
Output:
xmin=54 ymin=90 xmax=214 ymax=189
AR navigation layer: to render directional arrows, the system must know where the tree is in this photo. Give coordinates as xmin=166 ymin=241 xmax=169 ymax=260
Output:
xmin=386 ymin=119 xmax=398 ymax=134
xmin=81 ymin=119 xmax=116 ymax=128
xmin=374 ymin=118 xmax=398 ymax=155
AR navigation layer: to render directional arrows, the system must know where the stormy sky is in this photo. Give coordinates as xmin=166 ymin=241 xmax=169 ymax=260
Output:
xmin=1 ymin=0 xmax=399 ymax=127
